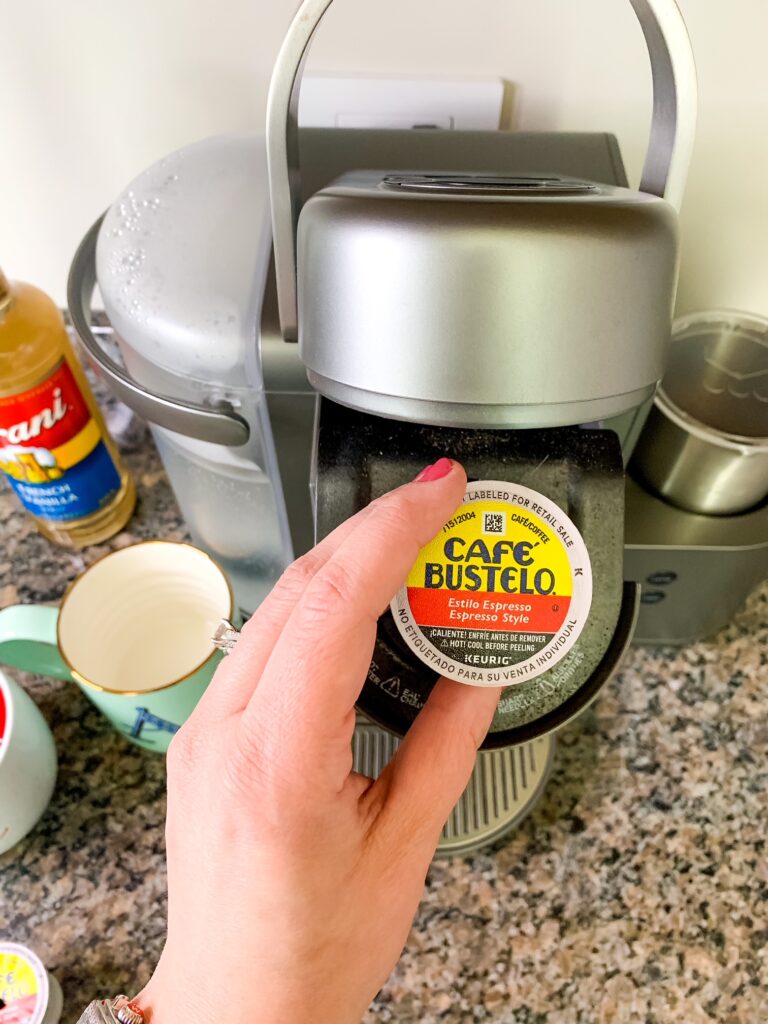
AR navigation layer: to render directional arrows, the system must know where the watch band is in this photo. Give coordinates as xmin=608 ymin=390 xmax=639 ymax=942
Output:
xmin=77 ymin=996 xmax=144 ymax=1024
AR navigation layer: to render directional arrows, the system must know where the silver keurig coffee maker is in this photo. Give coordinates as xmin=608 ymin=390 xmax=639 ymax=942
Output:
xmin=69 ymin=0 xmax=760 ymax=856
xmin=263 ymin=0 xmax=696 ymax=852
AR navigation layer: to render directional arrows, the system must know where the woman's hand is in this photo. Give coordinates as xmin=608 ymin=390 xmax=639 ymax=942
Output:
xmin=138 ymin=458 xmax=500 ymax=1024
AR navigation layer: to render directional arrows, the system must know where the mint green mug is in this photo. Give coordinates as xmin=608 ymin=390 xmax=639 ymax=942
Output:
xmin=0 ymin=541 xmax=234 ymax=753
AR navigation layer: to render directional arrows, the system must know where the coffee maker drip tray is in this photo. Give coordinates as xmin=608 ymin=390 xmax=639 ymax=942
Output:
xmin=314 ymin=399 xmax=639 ymax=748
xmin=352 ymin=715 xmax=555 ymax=857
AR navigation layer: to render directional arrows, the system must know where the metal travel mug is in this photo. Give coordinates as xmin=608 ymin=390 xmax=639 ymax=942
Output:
xmin=631 ymin=311 xmax=768 ymax=516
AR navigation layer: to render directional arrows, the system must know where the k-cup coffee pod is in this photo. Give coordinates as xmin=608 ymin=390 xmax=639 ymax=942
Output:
xmin=0 ymin=944 xmax=63 ymax=1024
xmin=391 ymin=482 xmax=593 ymax=686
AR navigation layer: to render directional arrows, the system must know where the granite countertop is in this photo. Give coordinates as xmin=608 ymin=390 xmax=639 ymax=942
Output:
xmin=1 ymin=392 xmax=766 ymax=1024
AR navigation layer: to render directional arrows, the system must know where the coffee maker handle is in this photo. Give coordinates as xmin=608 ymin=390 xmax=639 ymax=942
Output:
xmin=67 ymin=217 xmax=251 ymax=447
xmin=267 ymin=0 xmax=697 ymax=342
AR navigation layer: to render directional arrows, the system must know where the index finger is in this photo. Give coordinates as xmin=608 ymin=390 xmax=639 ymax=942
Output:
xmin=244 ymin=458 xmax=465 ymax=749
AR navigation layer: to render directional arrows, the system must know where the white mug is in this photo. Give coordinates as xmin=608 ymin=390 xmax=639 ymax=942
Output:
xmin=0 ymin=669 xmax=57 ymax=856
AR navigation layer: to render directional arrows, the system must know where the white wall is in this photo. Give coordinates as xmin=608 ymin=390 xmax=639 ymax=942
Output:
xmin=3 ymin=0 xmax=766 ymax=316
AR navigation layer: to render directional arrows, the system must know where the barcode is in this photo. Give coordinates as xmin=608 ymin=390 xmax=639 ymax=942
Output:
xmin=483 ymin=512 xmax=505 ymax=534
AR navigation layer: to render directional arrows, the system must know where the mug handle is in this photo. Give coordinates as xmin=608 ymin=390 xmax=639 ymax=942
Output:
xmin=0 ymin=605 xmax=74 ymax=681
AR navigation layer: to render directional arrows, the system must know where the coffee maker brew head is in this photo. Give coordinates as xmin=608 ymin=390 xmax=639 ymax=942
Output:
xmin=296 ymin=171 xmax=678 ymax=429
xmin=267 ymin=0 xmax=696 ymax=360
xmin=266 ymin=0 xmax=696 ymax=745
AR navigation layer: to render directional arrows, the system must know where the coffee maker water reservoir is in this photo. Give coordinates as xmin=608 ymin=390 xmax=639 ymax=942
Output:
xmin=69 ymin=136 xmax=294 ymax=617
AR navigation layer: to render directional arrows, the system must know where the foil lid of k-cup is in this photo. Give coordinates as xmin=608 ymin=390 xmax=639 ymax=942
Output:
xmin=0 ymin=944 xmax=62 ymax=1024
xmin=391 ymin=481 xmax=593 ymax=687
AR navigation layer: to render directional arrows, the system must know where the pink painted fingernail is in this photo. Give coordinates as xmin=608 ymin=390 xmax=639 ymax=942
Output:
xmin=414 ymin=457 xmax=454 ymax=483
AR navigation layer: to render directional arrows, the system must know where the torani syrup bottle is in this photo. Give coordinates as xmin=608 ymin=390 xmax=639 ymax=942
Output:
xmin=0 ymin=268 xmax=136 ymax=547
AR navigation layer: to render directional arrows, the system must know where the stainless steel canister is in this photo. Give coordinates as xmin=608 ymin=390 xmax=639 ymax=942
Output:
xmin=631 ymin=311 xmax=768 ymax=516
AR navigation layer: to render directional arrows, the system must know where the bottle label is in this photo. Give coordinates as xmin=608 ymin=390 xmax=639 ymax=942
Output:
xmin=390 ymin=481 xmax=593 ymax=687
xmin=0 ymin=360 xmax=121 ymax=523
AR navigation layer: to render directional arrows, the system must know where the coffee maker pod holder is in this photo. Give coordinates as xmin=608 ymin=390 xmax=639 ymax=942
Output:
xmin=314 ymin=400 xmax=639 ymax=749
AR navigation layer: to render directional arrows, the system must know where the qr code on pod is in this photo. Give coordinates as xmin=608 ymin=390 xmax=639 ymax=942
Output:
xmin=482 ymin=512 xmax=505 ymax=535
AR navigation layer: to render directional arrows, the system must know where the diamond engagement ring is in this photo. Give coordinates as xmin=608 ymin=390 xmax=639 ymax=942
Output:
xmin=212 ymin=618 xmax=241 ymax=654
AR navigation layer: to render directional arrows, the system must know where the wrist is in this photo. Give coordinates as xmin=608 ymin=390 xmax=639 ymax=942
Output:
xmin=133 ymin=975 xmax=182 ymax=1024
xmin=137 ymin=974 xmax=364 ymax=1024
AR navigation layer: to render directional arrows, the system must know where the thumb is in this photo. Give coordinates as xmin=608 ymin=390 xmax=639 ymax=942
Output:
xmin=372 ymin=679 xmax=501 ymax=852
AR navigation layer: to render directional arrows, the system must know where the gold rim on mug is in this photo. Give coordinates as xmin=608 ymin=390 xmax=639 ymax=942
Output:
xmin=55 ymin=540 xmax=235 ymax=696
